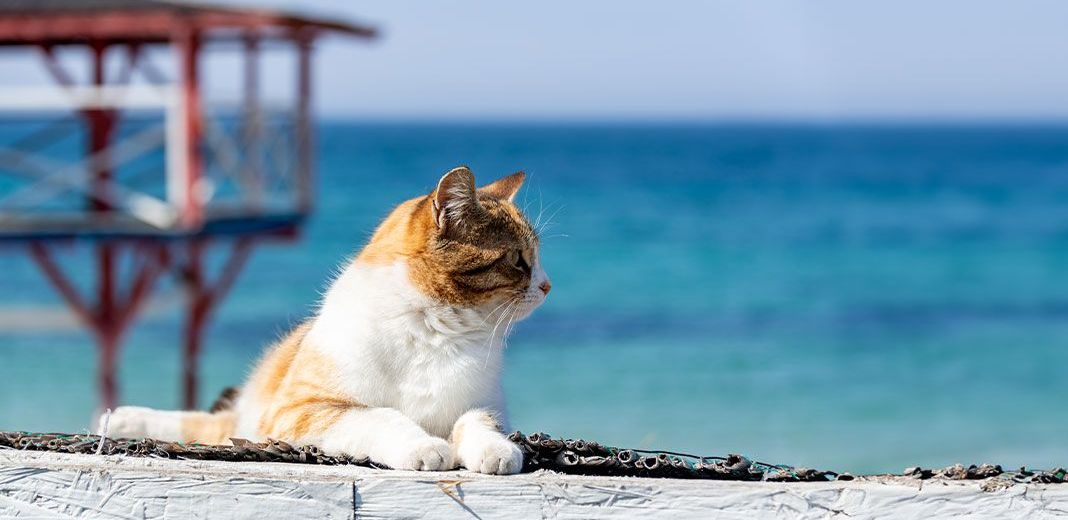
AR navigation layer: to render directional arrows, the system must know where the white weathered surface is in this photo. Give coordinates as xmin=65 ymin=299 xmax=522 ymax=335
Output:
xmin=1 ymin=449 xmax=1067 ymax=519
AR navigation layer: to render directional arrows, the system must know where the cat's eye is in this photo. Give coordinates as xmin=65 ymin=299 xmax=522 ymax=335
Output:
xmin=514 ymin=251 xmax=530 ymax=273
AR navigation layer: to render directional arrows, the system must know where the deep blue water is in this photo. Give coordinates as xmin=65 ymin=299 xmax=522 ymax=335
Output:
xmin=3 ymin=122 xmax=1068 ymax=474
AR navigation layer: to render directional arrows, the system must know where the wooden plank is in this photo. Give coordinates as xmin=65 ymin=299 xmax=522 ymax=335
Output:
xmin=2 ymin=450 xmax=1068 ymax=519
xmin=0 ymin=461 xmax=352 ymax=519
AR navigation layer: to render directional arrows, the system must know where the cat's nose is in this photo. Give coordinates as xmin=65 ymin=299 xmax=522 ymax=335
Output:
xmin=538 ymin=280 xmax=552 ymax=295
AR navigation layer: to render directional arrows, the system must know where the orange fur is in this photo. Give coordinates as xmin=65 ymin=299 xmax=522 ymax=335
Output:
xmin=179 ymin=411 xmax=236 ymax=444
xmin=247 ymin=321 xmax=311 ymax=405
xmin=180 ymin=320 xmax=366 ymax=443
xmin=257 ymin=344 xmax=364 ymax=440
xmin=356 ymin=197 xmax=431 ymax=266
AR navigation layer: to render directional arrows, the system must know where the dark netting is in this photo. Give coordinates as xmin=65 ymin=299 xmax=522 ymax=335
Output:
xmin=0 ymin=431 xmax=378 ymax=467
xmin=509 ymin=431 xmax=831 ymax=481
xmin=1 ymin=430 xmax=1065 ymax=484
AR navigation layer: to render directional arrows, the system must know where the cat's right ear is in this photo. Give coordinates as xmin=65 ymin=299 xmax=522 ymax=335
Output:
xmin=432 ymin=166 xmax=478 ymax=231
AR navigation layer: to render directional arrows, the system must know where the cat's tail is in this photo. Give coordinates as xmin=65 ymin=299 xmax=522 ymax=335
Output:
xmin=99 ymin=387 xmax=240 ymax=445
xmin=209 ymin=386 xmax=240 ymax=413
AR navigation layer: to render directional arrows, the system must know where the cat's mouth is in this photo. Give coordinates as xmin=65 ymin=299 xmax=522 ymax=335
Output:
xmin=513 ymin=294 xmax=546 ymax=319
xmin=477 ymin=285 xmax=547 ymax=333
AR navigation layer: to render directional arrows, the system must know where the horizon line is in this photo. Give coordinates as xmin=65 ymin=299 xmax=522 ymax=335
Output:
xmin=313 ymin=115 xmax=1068 ymax=126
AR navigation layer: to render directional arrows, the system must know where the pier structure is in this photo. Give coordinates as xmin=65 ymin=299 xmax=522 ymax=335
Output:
xmin=0 ymin=1 xmax=375 ymax=409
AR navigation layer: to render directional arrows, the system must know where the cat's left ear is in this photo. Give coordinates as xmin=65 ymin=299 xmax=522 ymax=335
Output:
xmin=432 ymin=166 xmax=479 ymax=231
xmin=478 ymin=171 xmax=525 ymax=202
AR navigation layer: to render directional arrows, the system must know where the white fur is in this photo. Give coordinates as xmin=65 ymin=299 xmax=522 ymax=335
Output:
xmin=245 ymin=259 xmax=545 ymax=472
xmin=103 ymin=406 xmax=183 ymax=440
xmin=320 ymin=408 xmax=454 ymax=471
xmin=453 ymin=409 xmax=524 ymax=474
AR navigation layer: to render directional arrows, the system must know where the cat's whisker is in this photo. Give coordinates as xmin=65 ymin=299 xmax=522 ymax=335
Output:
xmin=484 ymin=299 xmax=520 ymax=367
xmin=535 ymin=203 xmax=564 ymax=236
xmin=498 ymin=301 xmax=523 ymax=352
xmin=520 ymin=193 xmax=533 ymax=218
xmin=487 ymin=301 xmax=512 ymax=344
xmin=532 ymin=195 xmax=548 ymax=237
xmin=534 ymin=209 xmax=553 ymax=237
xmin=483 ymin=309 xmax=507 ymax=366
xmin=498 ymin=300 xmax=524 ymax=355
xmin=492 ymin=299 xmax=519 ymax=341
xmin=477 ymin=297 xmax=520 ymax=329
xmin=534 ymin=183 xmax=547 ymax=233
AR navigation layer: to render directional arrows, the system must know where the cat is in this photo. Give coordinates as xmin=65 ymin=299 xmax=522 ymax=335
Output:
xmin=104 ymin=166 xmax=550 ymax=474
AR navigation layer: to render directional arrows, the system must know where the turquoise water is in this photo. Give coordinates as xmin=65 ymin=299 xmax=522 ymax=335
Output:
xmin=3 ymin=122 xmax=1068 ymax=474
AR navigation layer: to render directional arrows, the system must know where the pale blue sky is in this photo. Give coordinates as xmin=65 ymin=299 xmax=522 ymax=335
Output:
xmin=5 ymin=1 xmax=1068 ymax=120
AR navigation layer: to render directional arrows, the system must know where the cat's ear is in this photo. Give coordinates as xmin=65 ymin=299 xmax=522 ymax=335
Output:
xmin=478 ymin=171 xmax=525 ymax=202
xmin=432 ymin=166 xmax=479 ymax=231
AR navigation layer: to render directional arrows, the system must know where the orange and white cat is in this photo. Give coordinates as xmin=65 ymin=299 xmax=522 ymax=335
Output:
xmin=104 ymin=167 xmax=550 ymax=474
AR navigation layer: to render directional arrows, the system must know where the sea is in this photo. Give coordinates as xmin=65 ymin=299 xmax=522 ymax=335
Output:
xmin=3 ymin=121 xmax=1068 ymax=474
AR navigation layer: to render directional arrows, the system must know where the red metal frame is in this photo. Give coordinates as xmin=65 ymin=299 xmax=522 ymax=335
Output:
xmin=0 ymin=4 xmax=369 ymax=410
xmin=29 ymin=242 xmax=169 ymax=409
xmin=180 ymin=238 xmax=253 ymax=409
xmin=48 ymin=35 xmax=254 ymax=410
xmin=176 ymin=25 xmax=204 ymax=229
xmin=0 ymin=8 xmax=375 ymax=47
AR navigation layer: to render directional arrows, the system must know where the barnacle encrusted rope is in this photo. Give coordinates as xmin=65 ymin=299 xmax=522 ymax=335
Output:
xmin=508 ymin=432 xmax=828 ymax=481
xmin=0 ymin=430 xmax=1063 ymax=483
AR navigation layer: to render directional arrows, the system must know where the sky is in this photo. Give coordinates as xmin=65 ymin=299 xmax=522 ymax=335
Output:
xmin=3 ymin=0 xmax=1068 ymax=121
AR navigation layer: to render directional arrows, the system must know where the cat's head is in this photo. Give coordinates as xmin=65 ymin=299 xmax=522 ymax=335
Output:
xmin=358 ymin=166 xmax=550 ymax=319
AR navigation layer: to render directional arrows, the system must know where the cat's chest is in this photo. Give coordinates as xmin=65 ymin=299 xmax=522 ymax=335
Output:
xmin=376 ymin=335 xmax=502 ymax=436
xmin=319 ymin=316 xmax=503 ymax=435
xmin=309 ymin=264 xmax=505 ymax=435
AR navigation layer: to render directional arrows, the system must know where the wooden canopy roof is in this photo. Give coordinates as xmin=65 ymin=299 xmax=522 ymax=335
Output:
xmin=0 ymin=0 xmax=376 ymax=47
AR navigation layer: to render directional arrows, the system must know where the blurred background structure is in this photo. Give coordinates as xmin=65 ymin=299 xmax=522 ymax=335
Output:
xmin=2 ymin=1 xmax=1068 ymax=475
xmin=0 ymin=0 xmax=373 ymax=409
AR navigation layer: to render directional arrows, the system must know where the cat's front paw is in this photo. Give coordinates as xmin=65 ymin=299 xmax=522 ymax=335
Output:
xmin=461 ymin=437 xmax=523 ymax=475
xmin=387 ymin=437 xmax=455 ymax=471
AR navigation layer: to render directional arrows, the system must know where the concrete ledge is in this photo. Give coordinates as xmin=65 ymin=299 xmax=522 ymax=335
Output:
xmin=1 ymin=449 xmax=1066 ymax=519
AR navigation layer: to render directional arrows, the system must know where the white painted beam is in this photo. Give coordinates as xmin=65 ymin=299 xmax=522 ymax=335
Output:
xmin=0 ymin=450 xmax=1065 ymax=519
